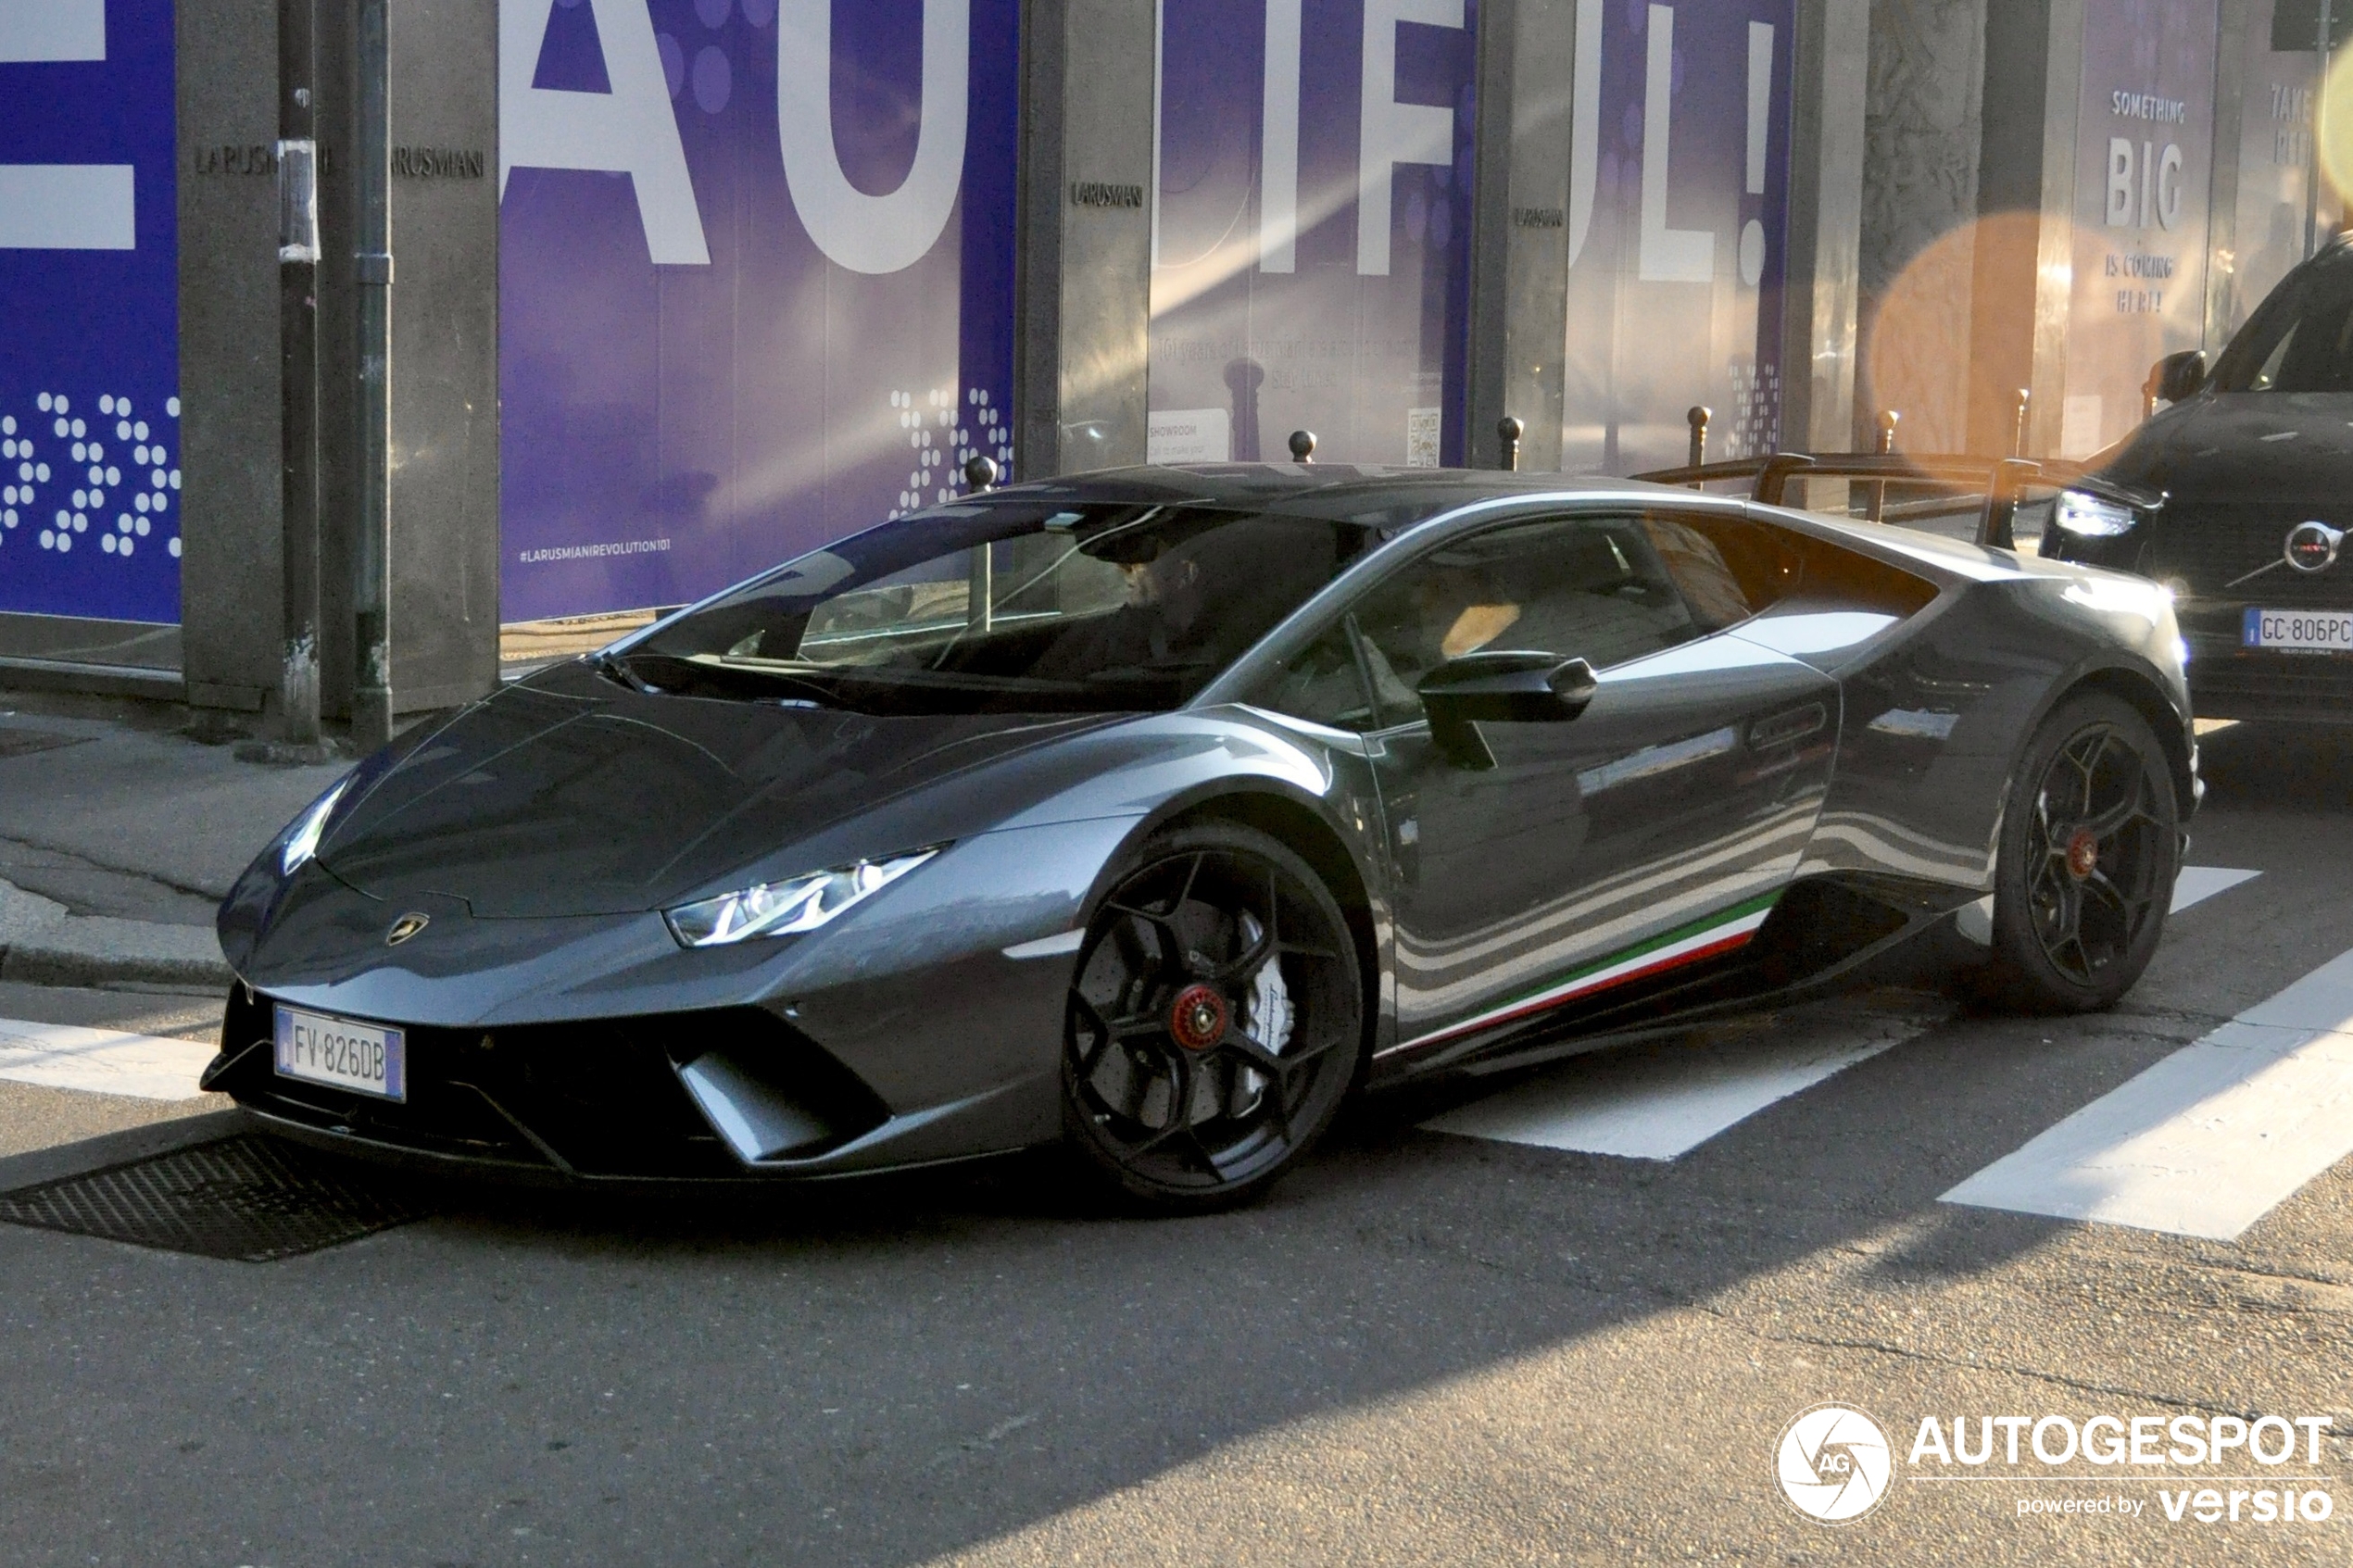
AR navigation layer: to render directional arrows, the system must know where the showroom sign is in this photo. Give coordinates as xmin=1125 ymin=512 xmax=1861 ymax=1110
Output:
xmin=0 ymin=0 xmax=182 ymax=624
xmin=497 ymin=0 xmax=1017 ymax=621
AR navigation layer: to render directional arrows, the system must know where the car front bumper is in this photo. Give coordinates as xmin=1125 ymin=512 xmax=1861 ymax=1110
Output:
xmin=212 ymin=817 xmax=1150 ymax=1184
xmin=2182 ymin=607 xmax=2353 ymax=722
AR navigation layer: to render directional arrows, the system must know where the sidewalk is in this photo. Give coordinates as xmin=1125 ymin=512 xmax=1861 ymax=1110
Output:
xmin=0 ymin=698 xmax=348 ymax=989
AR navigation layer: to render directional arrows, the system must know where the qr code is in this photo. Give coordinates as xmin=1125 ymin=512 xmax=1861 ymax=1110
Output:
xmin=1405 ymin=407 xmax=1441 ymax=468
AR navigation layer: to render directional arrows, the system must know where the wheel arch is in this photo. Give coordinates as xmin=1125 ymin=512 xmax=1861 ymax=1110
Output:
xmin=2055 ymin=664 xmax=2196 ymax=815
xmin=1114 ymin=787 xmax=1385 ymax=1064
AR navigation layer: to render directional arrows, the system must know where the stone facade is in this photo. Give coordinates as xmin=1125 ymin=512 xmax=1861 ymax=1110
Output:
xmin=1856 ymin=0 xmax=1987 ymax=451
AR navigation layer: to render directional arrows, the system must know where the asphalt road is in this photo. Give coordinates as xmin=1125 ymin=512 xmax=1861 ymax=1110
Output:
xmin=0 ymin=721 xmax=2349 ymax=1566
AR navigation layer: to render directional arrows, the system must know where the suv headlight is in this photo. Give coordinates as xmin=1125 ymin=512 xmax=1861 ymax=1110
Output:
xmin=2054 ymin=489 xmax=2137 ymax=537
xmin=664 ymin=847 xmax=941 ymax=947
xmin=279 ymin=777 xmax=352 ymax=875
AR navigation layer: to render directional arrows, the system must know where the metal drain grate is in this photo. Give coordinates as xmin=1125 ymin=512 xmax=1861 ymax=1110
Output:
xmin=0 ymin=1135 xmax=430 ymax=1261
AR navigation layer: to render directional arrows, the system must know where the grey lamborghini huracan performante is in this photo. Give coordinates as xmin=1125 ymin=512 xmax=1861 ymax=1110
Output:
xmin=210 ymin=467 xmax=2199 ymax=1210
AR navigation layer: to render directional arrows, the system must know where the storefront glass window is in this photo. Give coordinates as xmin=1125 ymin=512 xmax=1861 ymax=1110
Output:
xmin=0 ymin=0 xmax=182 ymax=623
xmin=2057 ymin=0 xmax=2220 ymax=456
xmin=1560 ymin=0 xmax=1794 ymax=472
xmin=1147 ymin=0 xmax=1480 ymax=469
xmin=498 ymin=0 xmax=1020 ymax=623
xmin=2222 ymin=0 xmax=2341 ymax=333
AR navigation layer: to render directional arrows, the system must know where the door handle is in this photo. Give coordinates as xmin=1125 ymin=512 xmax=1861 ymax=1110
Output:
xmin=1748 ymin=703 xmax=1827 ymax=750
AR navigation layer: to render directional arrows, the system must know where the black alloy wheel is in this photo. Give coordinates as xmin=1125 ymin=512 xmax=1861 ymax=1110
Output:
xmin=1980 ymin=693 xmax=2180 ymax=1011
xmin=1063 ymin=823 xmax=1363 ymax=1211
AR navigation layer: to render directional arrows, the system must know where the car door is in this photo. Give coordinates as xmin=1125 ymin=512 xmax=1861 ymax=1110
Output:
xmin=1335 ymin=508 xmax=1841 ymax=1065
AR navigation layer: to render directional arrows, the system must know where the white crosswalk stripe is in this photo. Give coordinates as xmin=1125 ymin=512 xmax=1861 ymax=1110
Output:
xmin=0 ymin=1017 xmax=215 ymax=1101
xmin=1422 ymin=1003 xmax=1938 ymax=1160
xmin=2171 ymin=865 xmax=2259 ymax=913
xmin=1420 ymin=867 xmax=2268 ymax=1166
xmin=1943 ymin=946 xmax=2353 ymax=1240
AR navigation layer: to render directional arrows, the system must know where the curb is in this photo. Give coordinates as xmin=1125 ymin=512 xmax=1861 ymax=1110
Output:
xmin=0 ymin=880 xmax=230 ymax=990
xmin=1 ymin=925 xmax=233 ymax=989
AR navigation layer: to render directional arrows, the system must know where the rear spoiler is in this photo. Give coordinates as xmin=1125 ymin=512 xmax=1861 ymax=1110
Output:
xmin=1629 ymin=451 xmax=2115 ymax=550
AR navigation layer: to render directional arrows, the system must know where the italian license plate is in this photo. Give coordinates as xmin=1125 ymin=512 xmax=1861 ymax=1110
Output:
xmin=273 ymin=1005 xmax=407 ymax=1101
xmin=2243 ymin=608 xmax=2353 ymax=652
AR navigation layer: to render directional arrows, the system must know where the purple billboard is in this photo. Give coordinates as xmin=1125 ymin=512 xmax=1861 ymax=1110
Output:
xmin=1561 ymin=0 xmax=1793 ymax=472
xmin=0 ymin=0 xmax=182 ymax=623
xmin=498 ymin=0 xmax=1019 ymax=622
xmin=1146 ymin=0 xmax=1479 ymax=469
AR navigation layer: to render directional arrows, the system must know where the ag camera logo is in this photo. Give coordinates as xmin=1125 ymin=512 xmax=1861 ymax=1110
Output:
xmin=1777 ymin=1403 xmax=1894 ymax=1524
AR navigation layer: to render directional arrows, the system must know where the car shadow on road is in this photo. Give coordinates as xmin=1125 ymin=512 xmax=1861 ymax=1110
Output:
xmin=2196 ymin=720 xmax=2353 ymax=811
xmin=16 ymin=744 xmax=2339 ymax=1564
xmin=141 ymin=983 xmax=2204 ymax=1568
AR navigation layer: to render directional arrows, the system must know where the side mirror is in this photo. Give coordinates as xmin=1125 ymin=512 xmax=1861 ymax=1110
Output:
xmin=1416 ymin=651 xmax=1598 ymax=771
xmin=2149 ymin=349 xmax=2207 ymax=406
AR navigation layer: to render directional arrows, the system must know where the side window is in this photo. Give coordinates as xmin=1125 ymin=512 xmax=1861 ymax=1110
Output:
xmin=1250 ymin=621 xmax=1381 ymax=731
xmin=1641 ymin=510 xmax=1801 ymax=629
xmin=1349 ymin=515 xmax=1704 ymax=718
xmin=2216 ymin=254 xmax=2353 ymax=393
xmin=2251 ymin=323 xmax=2298 ymax=391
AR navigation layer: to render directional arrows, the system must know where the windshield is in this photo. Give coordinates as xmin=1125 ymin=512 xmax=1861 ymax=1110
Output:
xmin=613 ymin=502 xmax=1378 ymax=714
xmin=2211 ymin=251 xmax=2353 ymax=394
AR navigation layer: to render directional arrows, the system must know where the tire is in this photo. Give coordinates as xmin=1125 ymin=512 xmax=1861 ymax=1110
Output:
xmin=1977 ymin=692 xmax=2180 ymax=1012
xmin=1061 ymin=822 xmax=1365 ymax=1213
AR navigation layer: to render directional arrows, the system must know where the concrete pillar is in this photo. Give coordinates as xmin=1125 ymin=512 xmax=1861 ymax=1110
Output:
xmin=177 ymin=0 xmax=282 ymax=716
xmin=1782 ymin=0 xmax=1873 ymax=451
xmin=1014 ymin=0 xmax=1158 ymax=478
xmin=176 ymin=0 xmax=496 ymax=724
xmin=1966 ymin=0 xmax=2082 ymax=456
xmin=383 ymin=0 xmax=500 ymax=713
xmin=1853 ymin=0 xmax=1984 ymax=452
xmin=1467 ymin=0 xmax=1576 ymax=471
xmin=316 ymin=0 xmax=499 ymax=719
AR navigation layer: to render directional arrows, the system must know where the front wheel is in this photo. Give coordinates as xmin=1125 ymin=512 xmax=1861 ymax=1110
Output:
xmin=1977 ymin=693 xmax=2180 ymax=1012
xmin=1062 ymin=823 xmax=1364 ymax=1213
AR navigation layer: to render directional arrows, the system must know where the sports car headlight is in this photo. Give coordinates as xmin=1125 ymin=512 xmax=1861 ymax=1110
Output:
xmin=2054 ymin=489 xmax=2138 ymax=537
xmin=663 ymin=847 xmax=942 ymax=947
xmin=278 ymin=777 xmax=352 ymax=876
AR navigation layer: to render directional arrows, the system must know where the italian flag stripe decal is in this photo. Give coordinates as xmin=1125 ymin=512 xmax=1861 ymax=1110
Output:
xmin=1400 ymin=890 xmax=1782 ymax=1054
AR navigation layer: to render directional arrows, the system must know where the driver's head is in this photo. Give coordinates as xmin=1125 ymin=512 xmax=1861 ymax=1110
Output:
xmin=1118 ymin=551 xmax=1206 ymax=633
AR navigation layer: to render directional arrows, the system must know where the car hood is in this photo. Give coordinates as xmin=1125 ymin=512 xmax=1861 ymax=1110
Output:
xmin=315 ymin=660 xmax=1129 ymax=917
xmin=2095 ymin=391 xmax=2353 ymax=508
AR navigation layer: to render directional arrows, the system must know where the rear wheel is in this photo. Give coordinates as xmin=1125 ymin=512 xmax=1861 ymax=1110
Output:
xmin=1062 ymin=823 xmax=1363 ymax=1212
xmin=1979 ymin=693 xmax=2179 ymax=1011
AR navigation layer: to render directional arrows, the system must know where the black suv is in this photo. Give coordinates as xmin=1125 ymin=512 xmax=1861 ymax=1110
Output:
xmin=2046 ymin=234 xmax=2353 ymax=721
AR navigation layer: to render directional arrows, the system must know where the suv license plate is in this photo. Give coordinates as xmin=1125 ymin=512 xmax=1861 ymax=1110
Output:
xmin=2244 ymin=608 xmax=2353 ymax=652
xmin=273 ymin=1005 xmax=407 ymax=1101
